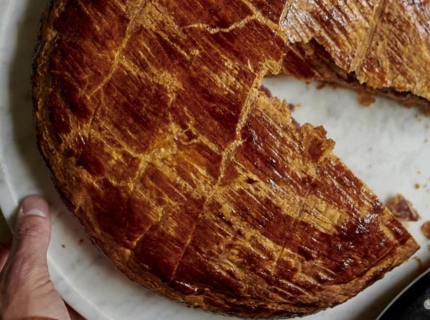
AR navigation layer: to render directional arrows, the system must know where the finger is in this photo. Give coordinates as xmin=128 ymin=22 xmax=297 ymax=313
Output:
xmin=0 ymin=197 xmax=71 ymax=320
xmin=10 ymin=196 xmax=51 ymax=266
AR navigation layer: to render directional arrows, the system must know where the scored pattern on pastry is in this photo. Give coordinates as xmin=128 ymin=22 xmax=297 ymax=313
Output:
xmin=33 ymin=0 xmax=421 ymax=318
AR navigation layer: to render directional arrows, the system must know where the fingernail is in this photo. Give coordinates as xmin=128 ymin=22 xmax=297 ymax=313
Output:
xmin=21 ymin=196 xmax=49 ymax=217
xmin=23 ymin=209 xmax=47 ymax=217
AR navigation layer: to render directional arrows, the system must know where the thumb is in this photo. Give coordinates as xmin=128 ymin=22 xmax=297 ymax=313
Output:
xmin=0 ymin=197 xmax=71 ymax=319
xmin=12 ymin=196 xmax=51 ymax=266
xmin=0 ymin=196 xmax=53 ymax=318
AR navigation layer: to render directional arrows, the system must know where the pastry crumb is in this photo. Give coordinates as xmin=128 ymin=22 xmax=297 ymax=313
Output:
xmin=61 ymin=244 xmax=66 ymax=248
xmin=415 ymin=183 xmax=421 ymax=189
xmin=259 ymin=85 xmax=272 ymax=98
xmin=316 ymin=82 xmax=326 ymax=90
xmin=421 ymin=221 xmax=430 ymax=239
xmin=388 ymin=194 xmax=421 ymax=221
xmin=357 ymin=93 xmax=375 ymax=107
xmin=413 ymin=256 xmax=429 ymax=273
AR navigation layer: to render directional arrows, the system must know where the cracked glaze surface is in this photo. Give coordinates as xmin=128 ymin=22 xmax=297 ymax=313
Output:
xmin=32 ymin=0 xmax=422 ymax=318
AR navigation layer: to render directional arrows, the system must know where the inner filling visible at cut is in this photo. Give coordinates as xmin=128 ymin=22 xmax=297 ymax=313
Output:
xmin=279 ymin=39 xmax=430 ymax=115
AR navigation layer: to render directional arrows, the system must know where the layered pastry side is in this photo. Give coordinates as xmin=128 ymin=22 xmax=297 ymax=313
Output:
xmin=32 ymin=0 xmax=423 ymax=318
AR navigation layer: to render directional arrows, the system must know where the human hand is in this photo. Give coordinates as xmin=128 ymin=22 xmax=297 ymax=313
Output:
xmin=0 ymin=196 xmax=82 ymax=320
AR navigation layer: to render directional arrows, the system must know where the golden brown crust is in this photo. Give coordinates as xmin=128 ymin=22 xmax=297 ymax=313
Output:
xmin=280 ymin=0 xmax=430 ymax=112
xmin=32 ymin=0 xmax=421 ymax=318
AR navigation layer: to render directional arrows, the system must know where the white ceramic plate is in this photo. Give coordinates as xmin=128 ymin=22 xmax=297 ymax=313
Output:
xmin=1 ymin=0 xmax=430 ymax=319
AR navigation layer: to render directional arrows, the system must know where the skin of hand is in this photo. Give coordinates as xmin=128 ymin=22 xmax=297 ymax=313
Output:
xmin=0 ymin=196 xmax=81 ymax=320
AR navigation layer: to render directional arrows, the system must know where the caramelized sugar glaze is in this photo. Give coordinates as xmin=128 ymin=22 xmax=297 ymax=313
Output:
xmin=32 ymin=0 xmax=424 ymax=318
